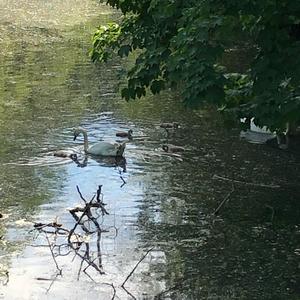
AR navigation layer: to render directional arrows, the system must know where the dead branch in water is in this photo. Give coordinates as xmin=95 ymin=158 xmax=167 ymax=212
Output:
xmin=212 ymin=174 xmax=281 ymax=189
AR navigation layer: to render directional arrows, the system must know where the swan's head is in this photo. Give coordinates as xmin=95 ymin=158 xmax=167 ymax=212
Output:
xmin=73 ymin=128 xmax=83 ymax=141
xmin=128 ymin=129 xmax=133 ymax=139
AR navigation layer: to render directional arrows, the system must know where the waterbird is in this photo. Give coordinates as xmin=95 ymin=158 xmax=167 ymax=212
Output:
xmin=73 ymin=128 xmax=126 ymax=157
xmin=162 ymin=144 xmax=185 ymax=153
xmin=54 ymin=150 xmax=77 ymax=160
xmin=160 ymin=122 xmax=180 ymax=129
xmin=116 ymin=129 xmax=133 ymax=139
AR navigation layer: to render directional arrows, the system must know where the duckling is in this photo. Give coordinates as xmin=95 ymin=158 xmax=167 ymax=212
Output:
xmin=162 ymin=144 xmax=185 ymax=153
xmin=116 ymin=129 xmax=133 ymax=139
xmin=160 ymin=122 xmax=180 ymax=129
xmin=54 ymin=151 xmax=78 ymax=161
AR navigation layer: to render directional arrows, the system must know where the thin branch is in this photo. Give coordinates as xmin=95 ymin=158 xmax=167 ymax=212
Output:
xmin=213 ymin=185 xmax=235 ymax=215
xmin=212 ymin=174 xmax=280 ymax=189
xmin=77 ymin=249 xmax=87 ymax=280
xmin=76 ymin=185 xmax=87 ymax=203
xmin=45 ymin=234 xmax=62 ymax=275
xmin=120 ymin=176 xmax=126 ymax=188
xmin=96 ymin=185 xmax=103 ymax=203
xmin=121 ymin=247 xmax=154 ymax=288
xmin=101 ymin=283 xmax=117 ymax=300
xmin=122 ymin=286 xmax=137 ymax=300
xmin=45 ymin=272 xmax=60 ymax=294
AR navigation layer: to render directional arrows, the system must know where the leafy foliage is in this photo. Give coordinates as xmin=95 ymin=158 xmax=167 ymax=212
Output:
xmin=92 ymin=0 xmax=300 ymax=131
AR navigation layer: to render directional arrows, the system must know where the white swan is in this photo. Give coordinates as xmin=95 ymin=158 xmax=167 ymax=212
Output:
xmin=73 ymin=128 xmax=126 ymax=157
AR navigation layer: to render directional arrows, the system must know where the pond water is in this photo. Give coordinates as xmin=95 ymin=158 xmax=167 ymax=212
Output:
xmin=0 ymin=1 xmax=300 ymax=299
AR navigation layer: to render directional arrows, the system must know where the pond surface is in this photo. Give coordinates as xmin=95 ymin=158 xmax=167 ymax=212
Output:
xmin=0 ymin=1 xmax=300 ymax=299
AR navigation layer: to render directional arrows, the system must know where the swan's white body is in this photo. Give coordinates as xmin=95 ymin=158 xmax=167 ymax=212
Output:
xmin=73 ymin=128 xmax=126 ymax=157
xmin=87 ymin=142 xmax=124 ymax=156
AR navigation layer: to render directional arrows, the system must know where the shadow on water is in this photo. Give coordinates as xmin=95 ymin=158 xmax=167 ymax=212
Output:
xmin=0 ymin=1 xmax=300 ymax=299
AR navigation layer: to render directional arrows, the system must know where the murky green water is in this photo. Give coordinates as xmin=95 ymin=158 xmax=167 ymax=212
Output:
xmin=0 ymin=1 xmax=300 ymax=299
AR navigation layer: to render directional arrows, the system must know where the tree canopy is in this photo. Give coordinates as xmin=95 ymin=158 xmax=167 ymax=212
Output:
xmin=91 ymin=0 xmax=300 ymax=132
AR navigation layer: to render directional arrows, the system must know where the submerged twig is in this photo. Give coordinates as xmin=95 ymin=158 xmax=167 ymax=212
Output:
xmin=44 ymin=234 xmax=62 ymax=294
xmin=213 ymin=185 xmax=235 ymax=215
xmin=101 ymin=282 xmax=116 ymax=300
xmin=45 ymin=234 xmax=62 ymax=275
xmin=45 ymin=272 xmax=61 ymax=294
xmin=213 ymin=174 xmax=280 ymax=189
xmin=120 ymin=175 xmax=126 ymax=188
xmin=121 ymin=247 xmax=154 ymax=288
xmin=122 ymin=286 xmax=137 ymax=300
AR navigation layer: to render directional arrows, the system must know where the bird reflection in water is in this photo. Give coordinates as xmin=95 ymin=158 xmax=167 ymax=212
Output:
xmin=71 ymin=154 xmax=127 ymax=173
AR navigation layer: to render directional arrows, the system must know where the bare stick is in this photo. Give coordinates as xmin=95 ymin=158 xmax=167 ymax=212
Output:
xmin=121 ymin=247 xmax=154 ymax=288
xmin=110 ymin=283 xmax=116 ymax=300
xmin=77 ymin=249 xmax=87 ymax=280
xmin=213 ymin=186 xmax=235 ymax=215
xmin=96 ymin=230 xmax=103 ymax=269
xmin=101 ymin=283 xmax=116 ymax=300
xmin=45 ymin=272 xmax=60 ymax=294
xmin=122 ymin=285 xmax=137 ymax=300
xmin=120 ymin=176 xmax=126 ymax=188
xmin=44 ymin=234 xmax=62 ymax=294
xmin=96 ymin=185 xmax=103 ymax=203
xmin=76 ymin=185 xmax=87 ymax=203
xmin=120 ymin=176 xmax=126 ymax=184
xmin=212 ymin=174 xmax=280 ymax=189
xmin=83 ymin=269 xmax=97 ymax=282
xmin=45 ymin=234 xmax=62 ymax=275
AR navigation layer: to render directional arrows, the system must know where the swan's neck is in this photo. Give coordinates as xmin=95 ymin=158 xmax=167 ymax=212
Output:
xmin=81 ymin=130 xmax=89 ymax=152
